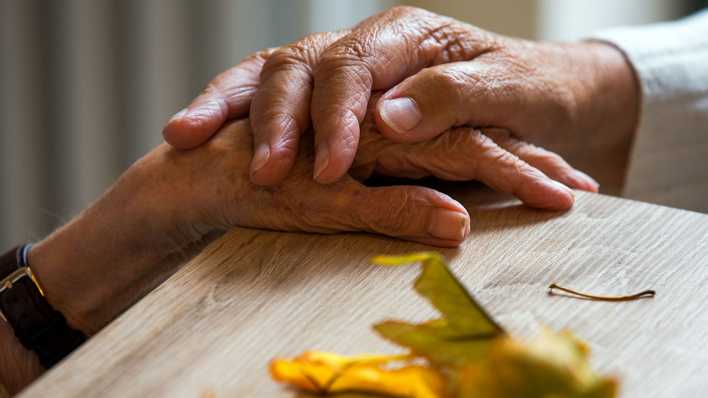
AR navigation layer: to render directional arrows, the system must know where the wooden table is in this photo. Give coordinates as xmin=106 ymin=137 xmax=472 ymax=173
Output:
xmin=18 ymin=190 xmax=708 ymax=398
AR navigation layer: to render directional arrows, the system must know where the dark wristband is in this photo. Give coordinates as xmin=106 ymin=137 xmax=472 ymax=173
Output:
xmin=0 ymin=245 xmax=87 ymax=368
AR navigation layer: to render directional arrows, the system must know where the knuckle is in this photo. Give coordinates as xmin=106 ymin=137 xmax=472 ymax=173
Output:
xmin=421 ymin=21 xmax=474 ymax=62
xmin=202 ymin=82 xmax=221 ymax=97
xmin=499 ymin=136 xmax=528 ymax=154
xmin=263 ymin=46 xmax=313 ymax=76
xmin=262 ymin=31 xmax=346 ymax=77
xmin=243 ymin=47 xmax=278 ymax=64
xmin=374 ymin=191 xmax=416 ymax=234
xmin=424 ymin=67 xmax=473 ymax=105
xmin=323 ymin=37 xmax=370 ymax=64
xmin=312 ymin=88 xmax=369 ymax=131
xmin=258 ymin=111 xmax=302 ymax=138
xmin=314 ymin=51 xmax=368 ymax=86
xmin=485 ymin=147 xmax=521 ymax=177
xmin=492 ymin=147 xmax=522 ymax=170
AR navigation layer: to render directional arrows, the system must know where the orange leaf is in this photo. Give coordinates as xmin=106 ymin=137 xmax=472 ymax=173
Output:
xmin=270 ymin=351 xmax=445 ymax=398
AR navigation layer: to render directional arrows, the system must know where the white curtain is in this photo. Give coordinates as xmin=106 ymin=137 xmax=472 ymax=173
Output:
xmin=0 ymin=0 xmax=394 ymax=248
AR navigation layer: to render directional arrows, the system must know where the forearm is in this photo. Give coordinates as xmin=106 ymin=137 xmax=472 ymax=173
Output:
xmin=0 ymin=145 xmax=211 ymax=394
xmin=28 ymin=147 xmax=210 ymax=335
xmin=29 ymin=201 xmax=171 ymax=334
xmin=554 ymin=40 xmax=640 ymax=194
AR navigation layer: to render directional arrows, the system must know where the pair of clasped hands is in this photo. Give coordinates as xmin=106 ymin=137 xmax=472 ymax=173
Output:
xmin=2 ymin=7 xmax=641 ymax=393
xmin=155 ymin=6 xmax=638 ymax=248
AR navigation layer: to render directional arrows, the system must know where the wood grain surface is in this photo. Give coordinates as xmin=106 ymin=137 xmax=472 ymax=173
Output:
xmin=18 ymin=190 xmax=708 ymax=398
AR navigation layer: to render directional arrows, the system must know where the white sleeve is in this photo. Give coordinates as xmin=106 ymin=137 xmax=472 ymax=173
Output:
xmin=592 ymin=9 xmax=708 ymax=212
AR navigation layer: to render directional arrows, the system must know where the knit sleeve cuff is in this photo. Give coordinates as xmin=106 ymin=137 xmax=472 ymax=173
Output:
xmin=590 ymin=10 xmax=708 ymax=107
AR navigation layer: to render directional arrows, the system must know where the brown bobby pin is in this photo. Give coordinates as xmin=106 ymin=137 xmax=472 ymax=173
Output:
xmin=548 ymin=283 xmax=656 ymax=302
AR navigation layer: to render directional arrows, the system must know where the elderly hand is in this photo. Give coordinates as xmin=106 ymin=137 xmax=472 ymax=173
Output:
xmin=34 ymin=121 xmax=476 ymax=331
xmin=2 ymin=91 xmax=597 ymax=393
xmin=163 ymin=6 xmax=636 ymax=188
xmin=39 ymin=104 xmax=594 ymax=333
xmin=352 ymin=93 xmax=594 ymax=205
xmin=0 ymin=117 xmax=464 ymax=394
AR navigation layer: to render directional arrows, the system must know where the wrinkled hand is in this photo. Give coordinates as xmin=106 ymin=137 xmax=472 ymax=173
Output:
xmin=1 ymin=116 xmax=478 ymax=395
xmin=163 ymin=6 xmax=637 ymax=187
xmin=159 ymin=103 xmax=600 ymax=254
xmin=1 ymin=98 xmax=596 ymax=395
xmin=159 ymin=110 xmax=592 ymax=251
xmin=353 ymin=93 xmax=594 ymax=207
xmin=153 ymin=119 xmax=471 ymax=248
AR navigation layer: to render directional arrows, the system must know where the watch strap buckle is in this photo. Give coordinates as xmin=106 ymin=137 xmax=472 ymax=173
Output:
xmin=0 ymin=266 xmax=45 ymax=296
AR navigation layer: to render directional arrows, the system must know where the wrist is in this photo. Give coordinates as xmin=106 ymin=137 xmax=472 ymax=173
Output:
xmin=28 ymin=148 xmax=205 ymax=334
xmin=553 ymin=41 xmax=640 ymax=147
xmin=581 ymin=41 xmax=640 ymax=145
xmin=553 ymin=41 xmax=640 ymax=192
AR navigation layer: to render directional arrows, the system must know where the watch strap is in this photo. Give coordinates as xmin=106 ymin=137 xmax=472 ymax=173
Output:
xmin=0 ymin=246 xmax=87 ymax=368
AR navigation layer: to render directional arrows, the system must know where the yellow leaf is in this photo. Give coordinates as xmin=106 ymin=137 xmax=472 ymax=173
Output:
xmin=371 ymin=252 xmax=444 ymax=267
xmin=270 ymin=253 xmax=618 ymax=398
xmin=270 ymin=351 xmax=445 ymax=398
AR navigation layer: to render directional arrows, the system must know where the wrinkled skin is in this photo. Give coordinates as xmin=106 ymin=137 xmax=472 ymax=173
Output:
xmin=154 ymin=119 xmax=470 ymax=249
xmin=157 ymin=106 xmax=586 ymax=251
xmin=3 ymin=6 xmax=637 ymax=393
xmin=354 ymin=94 xmax=595 ymax=201
xmin=163 ymin=6 xmax=637 ymax=187
xmin=0 ymin=103 xmax=590 ymax=395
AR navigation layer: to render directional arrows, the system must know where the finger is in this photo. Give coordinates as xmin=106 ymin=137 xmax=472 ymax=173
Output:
xmin=378 ymin=128 xmax=575 ymax=210
xmin=311 ymin=6 xmax=494 ymax=183
xmin=162 ymin=48 xmax=276 ymax=149
xmin=342 ymin=181 xmax=471 ymax=247
xmin=483 ymin=129 xmax=600 ymax=192
xmin=249 ymin=32 xmax=346 ymax=186
xmin=375 ymin=61 xmax=513 ymax=143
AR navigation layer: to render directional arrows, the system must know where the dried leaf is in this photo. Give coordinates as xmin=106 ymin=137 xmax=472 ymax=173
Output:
xmin=372 ymin=253 xmax=504 ymax=367
xmin=270 ymin=252 xmax=618 ymax=398
xmin=270 ymin=351 xmax=445 ymax=398
xmin=457 ymin=328 xmax=618 ymax=398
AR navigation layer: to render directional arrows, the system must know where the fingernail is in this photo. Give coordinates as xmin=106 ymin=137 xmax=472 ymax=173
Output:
xmin=379 ymin=97 xmax=422 ymax=134
xmin=428 ymin=209 xmax=469 ymax=241
xmin=251 ymin=143 xmax=271 ymax=174
xmin=570 ymin=170 xmax=600 ymax=192
xmin=314 ymin=142 xmax=330 ymax=181
xmin=168 ymin=107 xmax=188 ymax=123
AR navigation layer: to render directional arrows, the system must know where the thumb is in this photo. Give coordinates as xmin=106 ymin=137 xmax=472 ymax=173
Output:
xmin=346 ymin=183 xmax=470 ymax=247
xmin=162 ymin=49 xmax=274 ymax=149
xmin=374 ymin=62 xmax=508 ymax=143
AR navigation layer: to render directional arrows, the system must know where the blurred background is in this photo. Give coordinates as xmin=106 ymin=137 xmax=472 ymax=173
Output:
xmin=1 ymin=0 xmax=705 ymax=248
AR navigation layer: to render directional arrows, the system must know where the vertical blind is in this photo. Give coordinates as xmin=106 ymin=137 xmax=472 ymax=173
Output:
xmin=0 ymin=0 xmax=393 ymax=248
